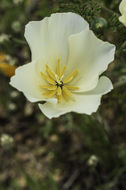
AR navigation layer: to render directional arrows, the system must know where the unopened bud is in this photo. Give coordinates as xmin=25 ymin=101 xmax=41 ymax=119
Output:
xmin=13 ymin=0 xmax=23 ymax=5
xmin=7 ymin=102 xmax=17 ymax=112
xmin=10 ymin=90 xmax=20 ymax=99
xmin=87 ymin=155 xmax=98 ymax=166
xmin=0 ymin=34 xmax=9 ymax=43
xmin=91 ymin=17 xmax=108 ymax=33
xmin=12 ymin=21 xmax=21 ymax=32
xmin=1 ymin=134 xmax=14 ymax=149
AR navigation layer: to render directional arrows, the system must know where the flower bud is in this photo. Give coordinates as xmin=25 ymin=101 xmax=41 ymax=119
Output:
xmin=7 ymin=102 xmax=17 ymax=112
xmin=0 ymin=34 xmax=9 ymax=43
xmin=10 ymin=90 xmax=20 ymax=99
xmin=13 ymin=0 xmax=23 ymax=5
xmin=91 ymin=17 xmax=108 ymax=33
xmin=1 ymin=134 xmax=14 ymax=149
xmin=87 ymin=155 xmax=98 ymax=166
xmin=12 ymin=21 xmax=21 ymax=32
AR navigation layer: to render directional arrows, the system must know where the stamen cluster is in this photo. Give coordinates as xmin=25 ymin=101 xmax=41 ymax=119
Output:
xmin=40 ymin=59 xmax=79 ymax=103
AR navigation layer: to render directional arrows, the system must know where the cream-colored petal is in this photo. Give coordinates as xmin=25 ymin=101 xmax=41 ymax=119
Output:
xmin=65 ymin=29 xmax=115 ymax=92
xmin=10 ymin=61 xmax=47 ymax=102
xmin=71 ymin=76 xmax=113 ymax=114
xmin=24 ymin=12 xmax=89 ymax=71
xmin=38 ymin=103 xmax=67 ymax=119
xmin=119 ymin=0 xmax=126 ymax=14
xmin=119 ymin=13 xmax=126 ymax=26
xmin=83 ymin=76 xmax=113 ymax=95
xmin=38 ymin=76 xmax=113 ymax=118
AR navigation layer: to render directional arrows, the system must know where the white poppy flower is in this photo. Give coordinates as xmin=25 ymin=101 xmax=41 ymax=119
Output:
xmin=119 ymin=0 xmax=126 ymax=26
xmin=10 ymin=12 xmax=115 ymax=119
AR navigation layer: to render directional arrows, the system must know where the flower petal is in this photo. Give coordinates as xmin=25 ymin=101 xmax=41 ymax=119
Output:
xmin=65 ymin=29 xmax=115 ymax=92
xmin=119 ymin=13 xmax=126 ymax=26
xmin=119 ymin=0 xmax=126 ymax=15
xmin=70 ymin=76 xmax=113 ymax=115
xmin=39 ymin=76 xmax=113 ymax=118
xmin=24 ymin=12 xmax=89 ymax=69
xmin=10 ymin=61 xmax=46 ymax=102
xmin=84 ymin=76 xmax=113 ymax=95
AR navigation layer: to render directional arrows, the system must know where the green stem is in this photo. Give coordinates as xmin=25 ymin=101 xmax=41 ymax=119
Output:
xmin=101 ymin=6 xmax=119 ymax=17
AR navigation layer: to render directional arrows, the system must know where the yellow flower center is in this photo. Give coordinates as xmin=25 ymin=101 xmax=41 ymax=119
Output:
xmin=40 ymin=59 xmax=79 ymax=103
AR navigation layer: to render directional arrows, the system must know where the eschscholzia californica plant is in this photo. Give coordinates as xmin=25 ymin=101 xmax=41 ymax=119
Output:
xmin=10 ymin=12 xmax=115 ymax=118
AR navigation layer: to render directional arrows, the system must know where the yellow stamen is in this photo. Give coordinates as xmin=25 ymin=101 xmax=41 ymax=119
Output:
xmin=46 ymin=65 xmax=56 ymax=80
xmin=60 ymin=65 xmax=66 ymax=78
xmin=62 ymin=86 xmax=73 ymax=98
xmin=42 ymin=90 xmax=57 ymax=98
xmin=57 ymin=95 xmax=62 ymax=104
xmin=65 ymin=85 xmax=79 ymax=90
xmin=56 ymin=87 xmax=62 ymax=103
xmin=56 ymin=59 xmax=60 ymax=77
xmin=57 ymin=86 xmax=62 ymax=96
xmin=63 ymin=69 xmax=78 ymax=84
xmin=42 ymin=91 xmax=51 ymax=96
xmin=40 ymin=60 xmax=79 ymax=103
xmin=62 ymin=91 xmax=69 ymax=102
xmin=40 ymin=85 xmax=57 ymax=90
xmin=41 ymin=72 xmax=56 ymax=85
xmin=55 ymin=75 xmax=62 ymax=85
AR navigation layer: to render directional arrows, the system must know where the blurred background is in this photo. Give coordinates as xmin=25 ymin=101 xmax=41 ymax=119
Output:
xmin=0 ymin=0 xmax=126 ymax=189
